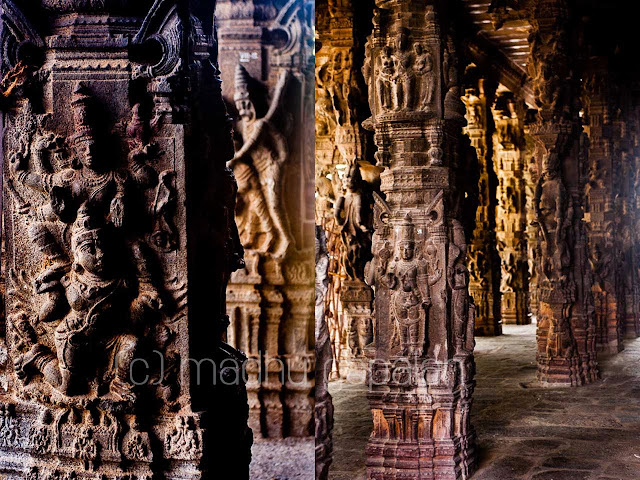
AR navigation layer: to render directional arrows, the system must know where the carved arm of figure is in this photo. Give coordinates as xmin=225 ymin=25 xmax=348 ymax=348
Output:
xmin=129 ymin=241 xmax=163 ymax=325
xmin=447 ymin=243 xmax=462 ymax=290
xmin=352 ymin=193 xmax=369 ymax=233
xmin=382 ymin=261 xmax=398 ymax=290
xmin=417 ymin=257 xmax=431 ymax=308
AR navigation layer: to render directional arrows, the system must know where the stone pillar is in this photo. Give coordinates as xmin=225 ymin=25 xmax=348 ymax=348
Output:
xmin=524 ymin=115 xmax=540 ymax=317
xmin=629 ymin=100 xmax=640 ymax=339
xmin=615 ymin=100 xmax=640 ymax=340
xmin=462 ymin=75 xmax=502 ymax=336
xmin=317 ymin=0 xmax=375 ymax=377
xmin=582 ymin=60 xmax=625 ymax=353
xmin=492 ymin=91 xmax=530 ymax=325
xmin=363 ymin=2 xmax=477 ymax=478
xmin=217 ymin=0 xmax=315 ymax=438
xmin=0 ymin=0 xmax=251 ymax=478
xmin=528 ymin=0 xmax=599 ymax=386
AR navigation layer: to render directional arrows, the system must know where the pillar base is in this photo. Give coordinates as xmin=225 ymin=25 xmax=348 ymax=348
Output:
xmin=537 ymin=356 xmax=599 ymax=387
xmin=367 ymin=358 xmax=476 ymax=480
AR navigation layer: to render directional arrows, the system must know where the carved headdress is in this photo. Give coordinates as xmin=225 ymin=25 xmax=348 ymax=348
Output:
xmin=234 ymin=64 xmax=251 ymax=102
xmin=70 ymin=82 xmax=95 ymax=144
xmin=398 ymin=213 xmax=415 ymax=247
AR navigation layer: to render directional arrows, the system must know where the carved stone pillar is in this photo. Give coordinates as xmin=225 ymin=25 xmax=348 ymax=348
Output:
xmin=217 ymin=0 xmax=315 ymax=439
xmin=0 ymin=0 xmax=251 ymax=478
xmin=493 ymin=91 xmax=530 ymax=325
xmin=528 ymin=0 xmax=599 ymax=385
xmin=615 ymin=101 xmax=640 ymax=340
xmin=317 ymin=0 xmax=375 ymax=376
xmin=363 ymin=2 xmax=477 ymax=478
xmin=582 ymin=60 xmax=626 ymax=353
xmin=462 ymin=76 xmax=502 ymax=336
xmin=629 ymin=101 xmax=640 ymax=339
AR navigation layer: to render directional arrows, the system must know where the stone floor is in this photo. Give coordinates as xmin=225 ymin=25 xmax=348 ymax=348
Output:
xmin=329 ymin=323 xmax=640 ymax=480
xmin=250 ymin=437 xmax=315 ymax=479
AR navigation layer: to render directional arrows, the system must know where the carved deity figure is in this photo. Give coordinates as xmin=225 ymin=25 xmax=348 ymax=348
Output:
xmin=8 ymin=85 xmax=162 ymax=400
xmin=501 ymin=252 xmax=519 ymax=292
xmin=377 ymin=46 xmax=395 ymax=112
xmin=385 ymin=216 xmax=430 ymax=357
xmin=18 ymin=211 xmax=140 ymax=399
xmin=534 ymin=148 xmax=571 ymax=284
xmin=348 ymin=317 xmax=373 ymax=357
xmin=413 ymin=43 xmax=434 ymax=109
xmin=391 ymin=30 xmax=414 ymax=111
xmin=316 ymin=62 xmax=337 ymax=136
xmin=334 ymin=162 xmax=372 ymax=280
xmin=230 ymin=64 xmax=291 ymax=259
xmin=449 ymin=220 xmax=473 ymax=356
xmin=589 ymin=242 xmax=612 ymax=291
xmin=462 ymin=88 xmax=482 ymax=126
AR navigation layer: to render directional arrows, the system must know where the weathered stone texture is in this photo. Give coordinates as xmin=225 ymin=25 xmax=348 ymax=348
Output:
xmin=217 ymin=0 xmax=316 ymax=439
xmin=0 ymin=0 xmax=251 ymax=478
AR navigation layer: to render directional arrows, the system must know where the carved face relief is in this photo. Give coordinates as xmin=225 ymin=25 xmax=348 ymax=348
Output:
xmin=75 ymin=138 xmax=99 ymax=170
xmin=401 ymin=242 xmax=414 ymax=261
xmin=74 ymin=231 xmax=109 ymax=277
xmin=236 ymin=99 xmax=256 ymax=123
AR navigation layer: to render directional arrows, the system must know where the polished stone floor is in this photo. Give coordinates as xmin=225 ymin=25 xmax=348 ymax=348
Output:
xmin=250 ymin=436 xmax=315 ymax=479
xmin=329 ymin=324 xmax=640 ymax=480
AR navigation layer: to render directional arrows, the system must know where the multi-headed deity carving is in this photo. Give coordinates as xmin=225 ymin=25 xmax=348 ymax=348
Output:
xmin=230 ymin=64 xmax=292 ymax=260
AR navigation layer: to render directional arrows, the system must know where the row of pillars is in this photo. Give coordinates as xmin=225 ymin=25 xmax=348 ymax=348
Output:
xmin=355 ymin=0 xmax=640 ymax=479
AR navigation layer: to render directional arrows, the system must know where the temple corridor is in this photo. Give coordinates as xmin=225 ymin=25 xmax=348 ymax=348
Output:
xmin=329 ymin=324 xmax=640 ymax=480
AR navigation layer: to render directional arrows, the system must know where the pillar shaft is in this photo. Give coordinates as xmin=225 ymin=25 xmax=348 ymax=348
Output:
xmin=363 ymin=2 xmax=477 ymax=478
xmin=583 ymin=60 xmax=626 ymax=353
xmin=0 ymin=1 xmax=251 ymax=477
xmin=462 ymin=79 xmax=502 ymax=336
xmin=528 ymin=0 xmax=599 ymax=385
xmin=493 ymin=92 xmax=530 ymax=325
xmin=217 ymin=0 xmax=315 ymax=438
xmin=316 ymin=0 xmax=375 ymax=377
xmin=524 ymin=122 xmax=540 ymax=317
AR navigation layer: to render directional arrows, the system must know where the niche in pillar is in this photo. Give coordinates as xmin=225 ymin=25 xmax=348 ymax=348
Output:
xmin=0 ymin=0 xmax=251 ymax=478
xmin=362 ymin=2 xmax=477 ymax=478
xmin=218 ymin=0 xmax=315 ymax=439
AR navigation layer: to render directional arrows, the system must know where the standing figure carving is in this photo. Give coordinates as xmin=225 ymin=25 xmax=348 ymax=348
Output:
xmin=385 ymin=215 xmax=430 ymax=356
xmin=377 ymin=46 xmax=395 ymax=112
xmin=230 ymin=64 xmax=292 ymax=259
xmin=534 ymin=148 xmax=571 ymax=284
xmin=334 ymin=162 xmax=372 ymax=280
xmin=391 ymin=30 xmax=414 ymax=111
xmin=413 ymin=43 xmax=435 ymax=109
xmin=449 ymin=220 xmax=474 ymax=356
